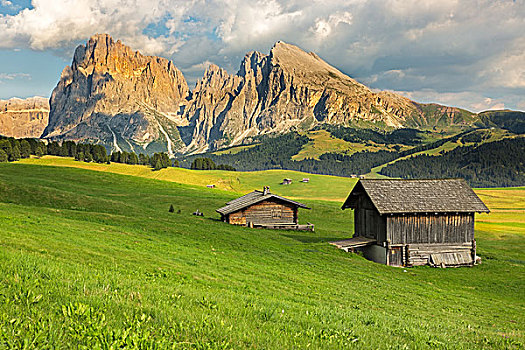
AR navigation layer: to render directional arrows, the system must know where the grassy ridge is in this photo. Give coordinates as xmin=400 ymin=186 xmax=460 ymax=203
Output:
xmin=0 ymin=163 xmax=523 ymax=348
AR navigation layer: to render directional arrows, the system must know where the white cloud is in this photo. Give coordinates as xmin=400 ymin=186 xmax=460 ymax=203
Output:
xmin=0 ymin=72 xmax=31 ymax=82
xmin=0 ymin=0 xmax=188 ymax=55
xmin=0 ymin=0 xmax=524 ymax=110
xmin=394 ymin=89 xmax=512 ymax=113
xmin=310 ymin=11 xmax=352 ymax=40
xmin=215 ymin=0 xmax=303 ymax=49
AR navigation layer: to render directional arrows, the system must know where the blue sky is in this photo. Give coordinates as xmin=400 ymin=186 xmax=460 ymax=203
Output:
xmin=1 ymin=0 xmax=524 ymax=112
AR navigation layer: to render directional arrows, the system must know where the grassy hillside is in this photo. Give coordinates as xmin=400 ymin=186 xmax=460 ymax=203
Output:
xmin=367 ymin=129 xmax=522 ymax=178
xmin=292 ymin=130 xmax=386 ymax=160
xmin=18 ymin=156 xmax=356 ymax=201
xmin=0 ymin=163 xmax=523 ymax=348
xmin=184 ymin=127 xmax=523 ymax=187
xmin=212 ymin=144 xmax=259 ymax=155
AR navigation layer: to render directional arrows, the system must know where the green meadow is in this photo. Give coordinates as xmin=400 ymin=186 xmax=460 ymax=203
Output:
xmin=18 ymin=156 xmax=357 ymax=201
xmin=0 ymin=161 xmax=523 ymax=348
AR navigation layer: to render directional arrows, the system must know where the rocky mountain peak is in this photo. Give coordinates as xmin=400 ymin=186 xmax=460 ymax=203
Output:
xmin=43 ymin=34 xmax=190 ymax=156
xmin=268 ymin=41 xmax=364 ymax=91
xmin=238 ymin=51 xmax=267 ymax=78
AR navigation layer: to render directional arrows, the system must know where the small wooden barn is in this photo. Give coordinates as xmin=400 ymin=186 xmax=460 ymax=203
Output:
xmin=333 ymin=179 xmax=489 ymax=267
xmin=216 ymin=187 xmax=313 ymax=230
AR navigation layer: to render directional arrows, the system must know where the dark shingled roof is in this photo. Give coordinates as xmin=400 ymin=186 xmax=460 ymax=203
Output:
xmin=342 ymin=179 xmax=490 ymax=214
xmin=217 ymin=190 xmax=310 ymax=215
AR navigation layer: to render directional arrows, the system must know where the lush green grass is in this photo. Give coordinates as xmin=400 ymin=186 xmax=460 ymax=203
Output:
xmin=0 ymin=163 xmax=523 ymax=348
xmin=18 ymin=156 xmax=357 ymax=201
xmin=292 ymin=130 xmax=358 ymax=160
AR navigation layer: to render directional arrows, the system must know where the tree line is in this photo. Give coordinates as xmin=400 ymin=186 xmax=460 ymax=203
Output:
xmin=190 ymin=157 xmax=235 ymax=171
xmin=110 ymin=151 xmax=178 ymax=170
xmin=0 ymin=136 xmax=176 ymax=171
xmin=181 ymin=131 xmax=525 ymax=187
xmin=324 ymin=125 xmax=428 ymax=146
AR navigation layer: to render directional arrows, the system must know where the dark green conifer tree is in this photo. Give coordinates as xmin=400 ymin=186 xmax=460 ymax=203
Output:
xmin=0 ymin=140 xmax=12 ymax=159
xmin=19 ymin=140 xmax=31 ymax=158
xmin=34 ymin=146 xmax=43 ymax=158
xmin=10 ymin=145 xmax=21 ymax=161
xmin=0 ymin=149 xmax=7 ymax=162
xmin=154 ymin=158 xmax=163 ymax=171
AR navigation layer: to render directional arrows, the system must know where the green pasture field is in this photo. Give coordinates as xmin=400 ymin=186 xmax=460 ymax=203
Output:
xmin=18 ymin=156 xmax=357 ymax=201
xmin=0 ymin=162 xmax=523 ymax=348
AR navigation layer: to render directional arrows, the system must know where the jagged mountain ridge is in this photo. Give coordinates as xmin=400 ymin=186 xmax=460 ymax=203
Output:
xmin=183 ymin=41 xmax=474 ymax=153
xmin=43 ymin=34 xmax=476 ymax=155
xmin=0 ymin=97 xmax=49 ymax=138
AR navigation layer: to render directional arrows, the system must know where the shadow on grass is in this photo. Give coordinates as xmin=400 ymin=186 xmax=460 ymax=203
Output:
xmin=282 ymin=234 xmax=344 ymax=243
xmin=206 ymin=217 xmax=223 ymax=223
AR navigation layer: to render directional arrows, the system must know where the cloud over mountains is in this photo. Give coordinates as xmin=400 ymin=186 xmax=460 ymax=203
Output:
xmin=0 ymin=0 xmax=524 ymax=112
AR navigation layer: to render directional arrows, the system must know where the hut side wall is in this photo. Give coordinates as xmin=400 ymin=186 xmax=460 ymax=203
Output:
xmin=386 ymin=213 xmax=475 ymax=244
xmin=243 ymin=200 xmax=296 ymax=225
xmin=354 ymin=195 xmax=386 ymax=241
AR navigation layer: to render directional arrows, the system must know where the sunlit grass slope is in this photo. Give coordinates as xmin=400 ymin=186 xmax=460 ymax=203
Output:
xmin=18 ymin=156 xmax=357 ymax=201
xmin=0 ymin=163 xmax=523 ymax=348
xmin=292 ymin=130 xmax=403 ymax=161
xmin=476 ymin=187 xmax=525 ymax=238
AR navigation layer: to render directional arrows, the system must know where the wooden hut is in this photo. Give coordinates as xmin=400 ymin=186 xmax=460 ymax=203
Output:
xmin=216 ymin=187 xmax=313 ymax=230
xmin=332 ymin=179 xmax=489 ymax=267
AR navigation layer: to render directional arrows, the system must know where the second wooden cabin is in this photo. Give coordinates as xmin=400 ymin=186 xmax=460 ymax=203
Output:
xmin=333 ymin=179 xmax=489 ymax=267
xmin=216 ymin=187 xmax=313 ymax=230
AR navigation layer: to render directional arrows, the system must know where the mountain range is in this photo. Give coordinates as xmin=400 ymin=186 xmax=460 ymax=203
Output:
xmin=0 ymin=34 xmax=520 ymax=157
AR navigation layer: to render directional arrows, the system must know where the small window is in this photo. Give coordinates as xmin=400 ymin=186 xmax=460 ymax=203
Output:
xmin=271 ymin=208 xmax=282 ymax=218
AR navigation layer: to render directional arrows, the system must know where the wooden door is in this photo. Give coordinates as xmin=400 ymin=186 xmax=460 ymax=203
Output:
xmin=364 ymin=209 xmax=376 ymax=239
xmin=388 ymin=247 xmax=403 ymax=267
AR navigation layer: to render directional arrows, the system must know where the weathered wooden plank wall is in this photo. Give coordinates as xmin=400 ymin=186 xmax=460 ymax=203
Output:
xmin=387 ymin=213 xmax=474 ymax=244
xmin=228 ymin=211 xmax=246 ymax=225
xmin=402 ymin=242 xmax=475 ymax=266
